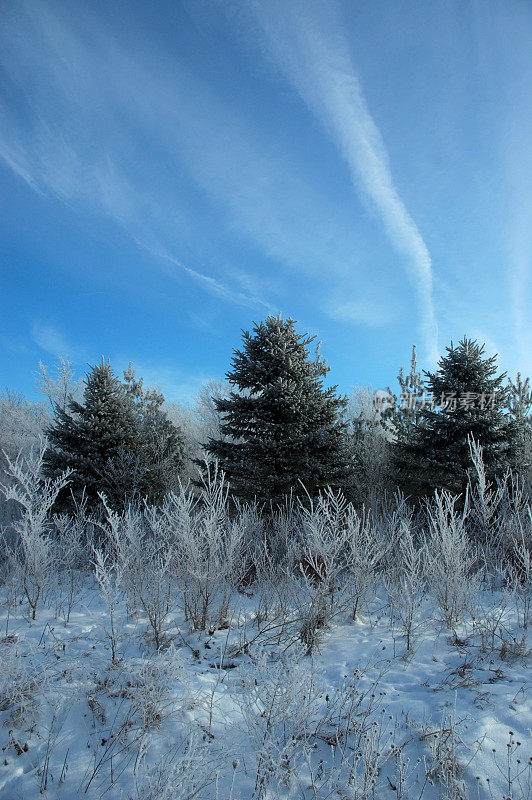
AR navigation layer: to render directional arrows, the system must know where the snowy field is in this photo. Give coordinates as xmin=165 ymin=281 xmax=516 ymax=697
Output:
xmin=0 ymin=451 xmax=531 ymax=799
xmin=0 ymin=577 xmax=530 ymax=800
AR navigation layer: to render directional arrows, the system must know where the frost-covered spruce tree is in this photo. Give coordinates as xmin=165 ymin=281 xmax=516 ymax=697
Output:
xmin=206 ymin=315 xmax=349 ymax=504
xmin=392 ymin=338 xmax=515 ymax=500
xmin=45 ymin=359 xmax=140 ymax=510
xmin=123 ymin=364 xmax=185 ymax=500
xmin=507 ymin=372 xmax=532 ymax=484
xmin=383 ymin=344 xmax=425 ymax=441
xmin=46 ymin=361 xmax=185 ymax=509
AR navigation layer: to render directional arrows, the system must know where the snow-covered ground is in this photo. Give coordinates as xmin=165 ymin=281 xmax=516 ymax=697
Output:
xmin=0 ymin=580 xmax=530 ymax=800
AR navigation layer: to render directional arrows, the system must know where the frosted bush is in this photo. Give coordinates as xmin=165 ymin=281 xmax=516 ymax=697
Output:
xmin=296 ymin=488 xmax=352 ymax=651
xmin=425 ymin=490 xmax=477 ymax=629
xmin=1 ymin=444 xmax=70 ymax=619
xmin=163 ymin=464 xmax=245 ymax=631
xmin=347 ymin=505 xmax=386 ymax=621
xmin=0 ymin=637 xmax=40 ymax=722
xmin=134 ymin=731 xmax=220 ymax=800
xmin=235 ymin=645 xmax=322 ymax=798
xmin=99 ymin=498 xmax=176 ymax=650
xmin=93 ymin=546 xmax=124 ymax=664
xmin=53 ymin=506 xmax=88 ymax=623
xmin=128 ymin=646 xmax=188 ymax=731
xmin=386 ymin=516 xmax=425 ymax=653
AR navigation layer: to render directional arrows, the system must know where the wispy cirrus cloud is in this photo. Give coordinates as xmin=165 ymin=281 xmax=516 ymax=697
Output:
xmin=31 ymin=321 xmax=84 ymax=361
xmin=135 ymin=240 xmax=274 ymax=313
xmin=0 ymin=0 xmax=274 ymax=312
xmin=231 ymin=0 xmax=439 ymax=361
xmin=326 ymin=297 xmax=394 ymax=327
xmin=0 ymin=0 xmax=377 ymax=317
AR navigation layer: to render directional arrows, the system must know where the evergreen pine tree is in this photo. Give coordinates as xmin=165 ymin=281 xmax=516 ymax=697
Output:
xmin=123 ymin=364 xmax=185 ymax=501
xmin=392 ymin=338 xmax=515 ymax=500
xmin=507 ymin=372 xmax=532 ymax=483
xmin=46 ymin=360 xmax=185 ymax=510
xmin=206 ymin=315 xmax=350 ymax=504
xmin=383 ymin=345 xmax=425 ymax=441
xmin=45 ymin=360 xmax=141 ymax=510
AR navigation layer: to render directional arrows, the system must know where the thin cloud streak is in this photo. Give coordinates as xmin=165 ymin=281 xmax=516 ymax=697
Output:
xmin=326 ymin=297 xmax=393 ymax=327
xmin=31 ymin=322 xmax=84 ymax=361
xmin=0 ymin=0 xmax=376 ymax=315
xmin=244 ymin=0 xmax=439 ymax=362
xmin=0 ymin=1 xmax=274 ymax=313
xmin=0 ymin=120 xmax=267 ymax=314
xmin=135 ymin=239 xmax=275 ymax=313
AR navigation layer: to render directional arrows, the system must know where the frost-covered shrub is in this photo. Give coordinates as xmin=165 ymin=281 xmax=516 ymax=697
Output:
xmin=134 ymin=731 xmax=220 ymax=800
xmin=128 ymin=647 xmax=188 ymax=732
xmin=346 ymin=505 xmax=386 ymax=621
xmin=0 ymin=637 xmax=40 ymax=723
xmin=98 ymin=499 xmax=175 ymax=651
xmin=93 ymin=547 xmax=124 ymax=663
xmin=232 ymin=501 xmax=264 ymax=588
xmin=347 ymin=384 xmax=393 ymax=509
xmin=294 ymin=489 xmax=352 ymax=651
xmin=285 ymin=488 xmax=388 ymax=651
xmin=0 ymin=391 xmax=50 ymax=471
xmin=423 ymin=712 xmax=467 ymax=799
xmin=505 ymin=508 xmax=532 ymax=631
xmin=235 ymin=646 xmax=321 ymax=798
xmin=163 ymin=465 xmax=245 ymax=631
xmin=53 ymin=504 xmax=89 ymax=623
xmin=385 ymin=514 xmax=425 ymax=652
xmin=466 ymin=438 xmax=532 ymax=635
xmin=311 ymin=664 xmax=398 ymax=798
xmin=425 ymin=490 xmax=477 ymax=628
xmin=466 ymin=436 xmax=507 ymax=566
xmin=1 ymin=445 xmax=70 ymax=619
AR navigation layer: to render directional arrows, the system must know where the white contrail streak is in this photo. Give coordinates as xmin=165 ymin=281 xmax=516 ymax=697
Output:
xmin=248 ymin=0 xmax=439 ymax=361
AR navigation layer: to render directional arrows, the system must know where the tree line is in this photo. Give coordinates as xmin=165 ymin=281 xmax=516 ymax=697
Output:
xmin=1 ymin=314 xmax=531 ymax=513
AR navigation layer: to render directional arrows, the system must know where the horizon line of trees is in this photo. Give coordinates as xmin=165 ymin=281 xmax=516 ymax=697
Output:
xmin=1 ymin=314 xmax=531 ymax=518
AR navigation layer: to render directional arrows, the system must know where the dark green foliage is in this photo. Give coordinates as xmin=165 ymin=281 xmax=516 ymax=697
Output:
xmin=123 ymin=364 xmax=185 ymax=501
xmin=392 ymin=338 xmax=515 ymax=500
xmin=206 ymin=315 xmax=350 ymax=504
xmin=383 ymin=345 xmax=425 ymax=442
xmin=45 ymin=360 xmax=137 ymax=509
xmin=507 ymin=372 xmax=532 ymax=485
xmin=45 ymin=360 xmax=184 ymax=510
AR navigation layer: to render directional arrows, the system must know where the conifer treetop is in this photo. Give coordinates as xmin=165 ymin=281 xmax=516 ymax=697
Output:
xmin=392 ymin=336 xmax=515 ymax=500
xmin=206 ymin=315 xmax=349 ymax=504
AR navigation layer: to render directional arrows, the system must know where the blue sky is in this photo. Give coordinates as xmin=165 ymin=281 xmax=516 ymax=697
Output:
xmin=1 ymin=0 xmax=531 ymax=404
